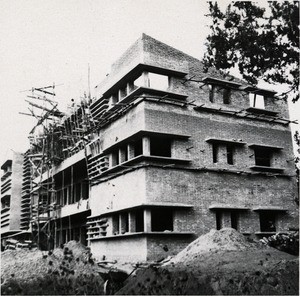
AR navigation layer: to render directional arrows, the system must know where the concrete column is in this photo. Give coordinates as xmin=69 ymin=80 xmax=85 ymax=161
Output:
xmin=109 ymin=153 xmax=114 ymax=168
xmin=128 ymin=212 xmax=136 ymax=233
xmin=118 ymin=214 xmax=123 ymax=234
xmin=127 ymin=143 xmax=135 ymax=159
xmin=118 ymin=89 xmax=123 ymax=101
xmin=143 ymin=71 xmax=149 ymax=87
xmin=126 ymin=82 xmax=133 ymax=94
xmin=143 ymin=209 xmax=151 ymax=232
xmin=118 ymin=87 xmax=127 ymax=101
xmin=142 ymin=136 xmax=151 ymax=156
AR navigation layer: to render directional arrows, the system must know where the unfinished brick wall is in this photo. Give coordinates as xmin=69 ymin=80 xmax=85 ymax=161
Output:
xmin=145 ymin=167 xmax=298 ymax=235
xmin=88 ymin=33 xmax=297 ymax=262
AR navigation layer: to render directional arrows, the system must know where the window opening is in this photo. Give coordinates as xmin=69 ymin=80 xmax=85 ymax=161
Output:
xmin=69 ymin=185 xmax=73 ymax=204
xmin=147 ymin=73 xmax=169 ymax=90
xmin=216 ymin=211 xmax=222 ymax=230
xmin=120 ymin=213 xmax=129 ymax=234
xmin=56 ymin=190 xmax=62 ymax=206
xmin=119 ymin=146 xmax=128 ymax=163
xmin=112 ymin=214 xmax=120 ymax=235
xmin=75 ymin=183 xmax=81 ymax=202
xmin=151 ymin=208 xmax=173 ymax=231
xmin=209 ymin=85 xmax=215 ymax=103
xmin=231 ymin=212 xmax=238 ymax=230
xmin=254 ymin=148 xmax=271 ymax=167
xmin=223 ymin=88 xmax=231 ymax=104
xmin=63 ymin=187 xmax=68 ymax=205
xmin=133 ymin=139 xmax=143 ymax=157
xmin=249 ymin=93 xmax=265 ymax=109
xmin=135 ymin=209 xmax=144 ymax=232
xmin=119 ymin=86 xmax=127 ymax=101
xmin=82 ymin=182 xmax=89 ymax=200
xmin=212 ymin=143 xmax=218 ymax=163
xmin=259 ymin=211 xmax=276 ymax=232
xmin=111 ymin=93 xmax=119 ymax=105
xmin=111 ymin=150 xmax=120 ymax=166
xmin=226 ymin=145 xmax=234 ymax=165
xmin=1 ymin=196 xmax=10 ymax=209
xmin=150 ymin=137 xmax=172 ymax=157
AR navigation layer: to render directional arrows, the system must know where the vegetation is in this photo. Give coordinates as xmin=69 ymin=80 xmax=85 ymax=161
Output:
xmin=204 ymin=1 xmax=299 ymax=102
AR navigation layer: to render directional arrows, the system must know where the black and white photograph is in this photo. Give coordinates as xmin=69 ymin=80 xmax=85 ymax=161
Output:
xmin=0 ymin=1 xmax=299 ymax=295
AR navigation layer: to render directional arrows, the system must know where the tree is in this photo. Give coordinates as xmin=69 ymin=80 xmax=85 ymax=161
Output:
xmin=203 ymin=1 xmax=299 ymax=102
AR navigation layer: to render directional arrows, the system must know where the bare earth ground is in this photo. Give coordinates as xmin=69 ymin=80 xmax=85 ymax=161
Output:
xmin=1 ymin=229 xmax=299 ymax=295
xmin=117 ymin=228 xmax=299 ymax=295
xmin=1 ymin=241 xmax=104 ymax=295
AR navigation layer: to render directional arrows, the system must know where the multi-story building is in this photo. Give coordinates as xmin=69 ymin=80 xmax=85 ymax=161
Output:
xmin=84 ymin=34 xmax=298 ymax=261
xmin=1 ymin=152 xmax=24 ymax=240
xmin=13 ymin=34 xmax=298 ymax=260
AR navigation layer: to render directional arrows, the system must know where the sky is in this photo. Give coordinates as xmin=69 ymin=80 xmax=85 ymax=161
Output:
xmin=0 ymin=0 xmax=299 ymax=165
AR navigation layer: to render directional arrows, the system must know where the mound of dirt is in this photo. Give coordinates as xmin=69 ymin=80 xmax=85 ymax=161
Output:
xmin=1 ymin=241 xmax=104 ymax=295
xmin=118 ymin=228 xmax=299 ymax=295
xmin=167 ymin=228 xmax=259 ymax=265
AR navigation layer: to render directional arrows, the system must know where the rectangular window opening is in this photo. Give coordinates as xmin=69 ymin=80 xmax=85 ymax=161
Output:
xmin=111 ymin=150 xmax=120 ymax=167
xmin=119 ymin=86 xmax=127 ymax=101
xmin=259 ymin=211 xmax=276 ymax=232
xmin=150 ymin=137 xmax=172 ymax=157
xmin=147 ymin=73 xmax=169 ymax=90
xmin=120 ymin=212 xmax=129 ymax=234
xmin=151 ymin=208 xmax=173 ymax=231
xmin=223 ymin=88 xmax=231 ymax=104
xmin=133 ymin=139 xmax=143 ymax=157
xmin=231 ymin=212 xmax=238 ymax=230
xmin=212 ymin=144 xmax=218 ymax=163
xmin=112 ymin=214 xmax=120 ymax=235
xmin=135 ymin=209 xmax=144 ymax=232
xmin=249 ymin=93 xmax=265 ymax=109
xmin=226 ymin=145 xmax=234 ymax=165
xmin=110 ymin=93 xmax=119 ymax=105
xmin=63 ymin=188 xmax=68 ymax=205
xmin=75 ymin=183 xmax=81 ymax=202
xmin=216 ymin=211 xmax=222 ymax=230
xmin=209 ymin=85 xmax=215 ymax=103
xmin=254 ymin=148 xmax=271 ymax=167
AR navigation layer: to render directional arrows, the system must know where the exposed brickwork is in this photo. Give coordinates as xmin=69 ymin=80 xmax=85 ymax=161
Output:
xmin=88 ymin=34 xmax=298 ymax=262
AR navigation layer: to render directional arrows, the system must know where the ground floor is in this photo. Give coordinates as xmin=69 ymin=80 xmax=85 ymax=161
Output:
xmin=86 ymin=166 xmax=298 ymax=261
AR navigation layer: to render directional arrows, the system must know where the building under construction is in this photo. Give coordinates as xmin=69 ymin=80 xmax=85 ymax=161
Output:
xmin=1 ymin=34 xmax=298 ymax=260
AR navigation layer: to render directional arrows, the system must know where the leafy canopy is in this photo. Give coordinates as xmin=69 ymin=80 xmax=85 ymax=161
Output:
xmin=204 ymin=1 xmax=299 ymax=102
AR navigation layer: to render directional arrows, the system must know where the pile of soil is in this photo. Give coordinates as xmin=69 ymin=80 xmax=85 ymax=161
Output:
xmin=118 ymin=228 xmax=299 ymax=295
xmin=1 ymin=241 xmax=104 ymax=295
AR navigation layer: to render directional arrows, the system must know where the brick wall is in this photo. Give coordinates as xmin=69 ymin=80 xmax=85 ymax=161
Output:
xmin=145 ymin=167 xmax=298 ymax=235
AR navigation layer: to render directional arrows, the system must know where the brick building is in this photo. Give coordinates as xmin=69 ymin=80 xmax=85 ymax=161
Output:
xmin=1 ymin=152 xmax=24 ymax=240
xmin=85 ymin=34 xmax=298 ymax=261
xmin=12 ymin=34 xmax=298 ymax=260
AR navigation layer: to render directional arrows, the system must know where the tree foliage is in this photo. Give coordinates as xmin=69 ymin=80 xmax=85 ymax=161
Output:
xmin=204 ymin=1 xmax=299 ymax=102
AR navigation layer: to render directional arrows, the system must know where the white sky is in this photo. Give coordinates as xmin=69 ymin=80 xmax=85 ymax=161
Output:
xmin=0 ymin=0 xmax=299 ymax=165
